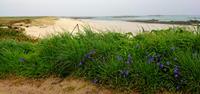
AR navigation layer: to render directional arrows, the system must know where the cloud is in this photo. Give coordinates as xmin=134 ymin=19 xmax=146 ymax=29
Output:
xmin=0 ymin=0 xmax=200 ymax=16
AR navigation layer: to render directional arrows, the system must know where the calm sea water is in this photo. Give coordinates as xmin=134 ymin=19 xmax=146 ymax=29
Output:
xmin=93 ymin=15 xmax=200 ymax=22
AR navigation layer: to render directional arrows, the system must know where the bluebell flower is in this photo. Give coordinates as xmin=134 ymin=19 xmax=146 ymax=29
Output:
xmin=85 ymin=50 xmax=96 ymax=61
xmin=124 ymin=70 xmax=129 ymax=76
xmin=174 ymin=74 xmax=179 ymax=78
xmin=79 ymin=61 xmax=84 ymax=66
xmin=120 ymin=70 xmax=129 ymax=78
xmin=19 ymin=57 xmax=25 ymax=62
xmin=159 ymin=63 xmax=164 ymax=69
xmin=147 ymin=56 xmax=154 ymax=64
xmin=85 ymin=50 xmax=96 ymax=58
xmin=85 ymin=54 xmax=92 ymax=59
xmin=125 ymin=54 xmax=132 ymax=64
xmin=173 ymin=66 xmax=180 ymax=78
xmin=174 ymin=66 xmax=179 ymax=74
xmin=174 ymin=69 xmax=179 ymax=74
xmin=116 ymin=55 xmax=123 ymax=61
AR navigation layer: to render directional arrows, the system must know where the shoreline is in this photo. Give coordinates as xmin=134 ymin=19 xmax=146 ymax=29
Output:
xmin=125 ymin=20 xmax=200 ymax=25
xmin=24 ymin=18 xmax=194 ymax=38
xmin=60 ymin=16 xmax=200 ymax=25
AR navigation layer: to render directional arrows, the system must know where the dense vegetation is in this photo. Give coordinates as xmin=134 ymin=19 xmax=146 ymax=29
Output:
xmin=0 ymin=28 xmax=37 ymax=42
xmin=0 ymin=17 xmax=56 ymax=27
xmin=0 ymin=27 xmax=200 ymax=93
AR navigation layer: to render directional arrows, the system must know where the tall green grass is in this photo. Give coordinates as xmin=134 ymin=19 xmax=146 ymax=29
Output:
xmin=0 ymin=27 xmax=200 ymax=93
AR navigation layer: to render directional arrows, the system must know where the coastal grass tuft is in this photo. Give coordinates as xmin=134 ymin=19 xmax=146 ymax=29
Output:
xmin=0 ymin=28 xmax=38 ymax=42
xmin=0 ymin=27 xmax=200 ymax=93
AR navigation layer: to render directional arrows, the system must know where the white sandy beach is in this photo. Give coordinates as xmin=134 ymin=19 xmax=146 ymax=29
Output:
xmin=25 ymin=18 xmax=190 ymax=38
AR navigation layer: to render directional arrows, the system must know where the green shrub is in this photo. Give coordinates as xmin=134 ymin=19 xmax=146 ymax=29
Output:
xmin=0 ymin=28 xmax=37 ymax=42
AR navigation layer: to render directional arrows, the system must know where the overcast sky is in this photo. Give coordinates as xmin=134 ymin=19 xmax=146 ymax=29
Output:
xmin=0 ymin=0 xmax=200 ymax=16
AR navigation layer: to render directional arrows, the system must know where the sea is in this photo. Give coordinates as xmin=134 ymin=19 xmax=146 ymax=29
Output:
xmin=91 ymin=15 xmax=200 ymax=22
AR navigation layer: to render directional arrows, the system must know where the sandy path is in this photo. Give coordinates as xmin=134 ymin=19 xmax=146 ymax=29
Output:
xmin=0 ymin=77 xmax=117 ymax=94
xmin=25 ymin=18 xmax=189 ymax=38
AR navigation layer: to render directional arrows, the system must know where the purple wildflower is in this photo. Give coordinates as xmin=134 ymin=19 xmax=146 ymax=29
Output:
xmin=126 ymin=54 xmax=132 ymax=64
xmin=173 ymin=66 xmax=180 ymax=78
xmin=85 ymin=54 xmax=92 ymax=59
xmin=174 ymin=74 xmax=179 ymax=78
xmin=120 ymin=70 xmax=129 ymax=78
xmin=124 ymin=70 xmax=129 ymax=76
xmin=174 ymin=66 xmax=179 ymax=74
xmin=159 ymin=63 xmax=164 ymax=69
xmin=147 ymin=56 xmax=154 ymax=64
xmin=85 ymin=50 xmax=95 ymax=58
xmin=85 ymin=50 xmax=96 ymax=61
xmin=79 ymin=61 xmax=84 ymax=66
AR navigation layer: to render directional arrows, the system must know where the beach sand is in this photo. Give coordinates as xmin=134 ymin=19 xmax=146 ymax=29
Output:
xmin=25 ymin=18 xmax=190 ymax=38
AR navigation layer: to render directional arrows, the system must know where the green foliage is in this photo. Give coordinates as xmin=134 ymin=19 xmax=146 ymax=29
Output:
xmin=0 ymin=27 xmax=200 ymax=93
xmin=0 ymin=28 xmax=37 ymax=42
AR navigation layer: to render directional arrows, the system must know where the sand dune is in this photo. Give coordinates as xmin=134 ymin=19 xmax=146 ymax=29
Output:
xmin=25 ymin=18 xmax=190 ymax=38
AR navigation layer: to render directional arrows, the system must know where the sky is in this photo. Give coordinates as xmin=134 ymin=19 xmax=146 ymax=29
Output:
xmin=0 ymin=0 xmax=200 ymax=16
